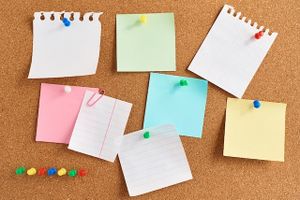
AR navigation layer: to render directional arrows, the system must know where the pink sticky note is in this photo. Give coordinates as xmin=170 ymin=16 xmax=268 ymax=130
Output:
xmin=36 ymin=83 xmax=98 ymax=144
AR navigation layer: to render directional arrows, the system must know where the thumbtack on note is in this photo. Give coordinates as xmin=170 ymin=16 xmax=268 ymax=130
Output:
xmin=255 ymin=31 xmax=264 ymax=39
xmin=62 ymin=17 xmax=71 ymax=27
xmin=119 ymin=125 xmax=193 ymax=196
xmin=140 ymin=15 xmax=147 ymax=24
xmin=179 ymin=79 xmax=188 ymax=86
xmin=253 ymin=99 xmax=261 ymax=108
xmin=143 ymin=131 xmax=150 ymax=139
xmin=188 ymin=4 xmax=278 ymax=98
xmin=223 ymin=98 xmax=286 ymax=162
xmin=36 ymin=83 xmax=98 ymax=144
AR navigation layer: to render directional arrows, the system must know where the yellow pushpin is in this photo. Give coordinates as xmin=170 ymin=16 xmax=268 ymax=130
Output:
xmin=140 ymin=15 xmax=147 ymax=24
xmin=57 ymin=168 xmax=67 ymax=176
xmin=27 ymin=168 xmax=37 ymax=176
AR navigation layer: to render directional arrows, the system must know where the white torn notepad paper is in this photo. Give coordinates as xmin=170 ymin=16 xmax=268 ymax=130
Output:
xmin=188 ymin=5 xmax=277 ymax=98
xmin=119 ymin=125 xmax=192 ymax=196
xmin=29 ymin=11 xmax=102 ymax=78
xmin=68 ymin=90 xmax=132 ymax=162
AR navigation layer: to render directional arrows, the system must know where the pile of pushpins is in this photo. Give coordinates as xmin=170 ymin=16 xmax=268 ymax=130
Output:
xmin=16 ymin=167 xmax=87 ymax=177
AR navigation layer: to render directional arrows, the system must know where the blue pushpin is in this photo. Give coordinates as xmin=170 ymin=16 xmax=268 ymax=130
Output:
xmin=62 ymin=18 xmax=71 ymax=27
xmin=253 ymin=100 xmax=261 ymax=109
xmin=47 ymin=167 xmax=57 ymax=176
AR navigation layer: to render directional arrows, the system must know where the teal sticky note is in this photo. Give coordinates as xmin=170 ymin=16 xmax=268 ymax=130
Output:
xmin=144 ymin=73 xmax=208 ymax=138
xmin=116 ymin=13 xmax=176 ymax=72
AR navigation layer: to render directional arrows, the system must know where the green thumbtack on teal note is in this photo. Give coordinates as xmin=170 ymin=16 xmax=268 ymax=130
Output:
xmin=143 ymin=131 xmax=150 ymax=139
xmin=16 ymin=166 xmax=26 ymax=175
xmin=179 ymin=79 xmax=188 ymax=86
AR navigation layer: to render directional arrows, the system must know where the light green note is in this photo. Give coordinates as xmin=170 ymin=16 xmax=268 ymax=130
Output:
xmin=116 ymin=13 xmax=176 ymax=72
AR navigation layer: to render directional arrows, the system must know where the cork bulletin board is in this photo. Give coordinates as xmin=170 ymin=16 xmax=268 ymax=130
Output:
xmin=0 ymin=0 xmax=299 ymax=199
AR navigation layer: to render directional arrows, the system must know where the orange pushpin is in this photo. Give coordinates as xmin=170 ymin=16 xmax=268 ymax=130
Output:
xmin=255 ymin=31 xmax=264 ymax=39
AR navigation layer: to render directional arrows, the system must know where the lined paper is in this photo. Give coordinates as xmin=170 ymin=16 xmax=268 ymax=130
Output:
xmin=68 ymin=91 xmax=132 ymax=162
xmin=119 ymin=125 xmax=192 ymax=196
xmin=188 ymin=5 xmax=277 ymax=98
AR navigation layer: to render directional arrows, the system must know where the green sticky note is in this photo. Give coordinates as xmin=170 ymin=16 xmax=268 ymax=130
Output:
xmin=116 ymin=13 xmax=176 ymax=72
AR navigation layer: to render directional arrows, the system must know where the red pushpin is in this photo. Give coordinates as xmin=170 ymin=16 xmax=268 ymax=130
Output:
xmin=38 ymin=167 xmax=47 ymax=176
xmin=255 ymin=31 xmax=264 ymax=39
xmin=78 ymin=169 xmax=87 ymax=177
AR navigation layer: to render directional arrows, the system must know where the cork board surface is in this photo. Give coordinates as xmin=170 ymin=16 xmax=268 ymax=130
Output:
xmin=0 ymin=0 xmax=299 ymax=199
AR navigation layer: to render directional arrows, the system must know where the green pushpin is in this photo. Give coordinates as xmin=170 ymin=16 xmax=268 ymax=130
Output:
xmin=16 ymin=167 xmax=26 ymax=175
xmin=143 ymin=131 xmax=150 ymax=139
xmin=179 ymin=79 xmax=188 ymax=86
xmin=68 ymin=169 xmax=77 ymax=177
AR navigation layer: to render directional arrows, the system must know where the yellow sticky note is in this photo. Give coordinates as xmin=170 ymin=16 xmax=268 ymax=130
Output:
xmin=223 ymin=98 xmax=286 ymax=162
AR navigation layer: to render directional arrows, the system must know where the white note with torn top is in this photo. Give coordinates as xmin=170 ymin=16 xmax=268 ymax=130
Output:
xmin=29 ymin=11 xmax=102 ymax=78
xmin=119 ymin=125 xmax=192 ymax=196
xmin=68 ymin=90 xmax=132 ymax=162
xmin=188 ymin=4 xmax=277 ymax=98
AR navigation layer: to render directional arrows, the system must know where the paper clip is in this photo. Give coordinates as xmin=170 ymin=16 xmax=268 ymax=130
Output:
xmin=86 ymin=89 xmax=105 ymax=107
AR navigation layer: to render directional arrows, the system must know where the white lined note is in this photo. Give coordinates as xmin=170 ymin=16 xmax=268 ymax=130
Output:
xmin=188 ymin=5 xmax=277 ymax=98
xmin=119 ymin=125 xmax=192 ymax=196
xmin=68 ymin=91 xmax=132 ymax=162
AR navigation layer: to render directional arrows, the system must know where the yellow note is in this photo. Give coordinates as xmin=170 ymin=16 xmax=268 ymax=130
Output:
xmin=223 ymin=98 xmax=286 ymax=162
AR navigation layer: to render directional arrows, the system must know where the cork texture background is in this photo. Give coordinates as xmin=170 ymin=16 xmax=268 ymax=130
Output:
xmin=0 ymin=0 xmax=299 ymax=199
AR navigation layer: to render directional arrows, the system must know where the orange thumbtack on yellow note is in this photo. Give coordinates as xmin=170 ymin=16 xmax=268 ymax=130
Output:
xmin=223 ymin=98 xmax=287 ymax=162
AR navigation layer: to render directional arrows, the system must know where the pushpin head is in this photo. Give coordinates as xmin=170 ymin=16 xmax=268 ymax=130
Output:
xmin=57 ymin=168 xmax=67 ymax=176
xmin=140 ymin=15 xmax=147 ymax=24
xmin=179 ymin=79 xmax=188 ymax=86
xmin=38 ymin=167 xmax=46 ymax=176
xmin=68 ymin=169 xmax=77 ymax=177
xmin=62 ymin=18 xmax=71 ymax=27
xmin=253 ymin=100 xmax=261 ymax=108
xmin=143 ymin=131 xmax=150 ymax=139
xmin=47 ymin=167 xmax=57 ymax=176
xmin=64 ymin=85 xmax=72 ymax=93
xmin=255 ymin=31 xmax=264 ymax=39
xmin=27 ymin=168 xmax=37 ymax=176
xmin=78 ymin=169 xmax=87 ymax=177
xmin=16 ymin=167 xmax=26 ymax=175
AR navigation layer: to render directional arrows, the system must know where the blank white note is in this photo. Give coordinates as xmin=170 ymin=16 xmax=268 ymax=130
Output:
xmin=68 ymin=91 xmax=132 ymax=162
xmin=119 ymin=125 xmax=192 ymax=196
xmin=188 ymin=4 xmax=277 ymax=98
xmin=29 ymin=11 xmax=102 ymax=78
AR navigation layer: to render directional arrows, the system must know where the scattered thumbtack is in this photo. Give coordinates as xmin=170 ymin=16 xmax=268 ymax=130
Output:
xmin=62 ymin=17 xmax=71 ymax=27
xmin=38 ymin=167 xmax=46 ymax=176
xmin=57 ymin=168 xmax=67 ymax=176
xmin=16 ymin=167 xmax=26 ymax=175
xmin=255 ymin=31 xmax=264 ymax=39
xmin=64 ymin=85 xmax=72 ymax=93
xmin=68 ymin=169 xmax=77 ymax=177
xmin=140 ymin=15 xmax=147 ymax=24
xmin=179 ymin=79 xmax=188 ymax=86
xmin=78 ymin=169 xmax=87 ymax=177
xmin=253 ymin=100 xmax=261 ymax=109
xmin=143 ymin=131 xmax=150 ymax=139
xmin=27 ymin=168 xmax=37 ymax=176
xmin=47 ymin=167 xmax=57 ymax=176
